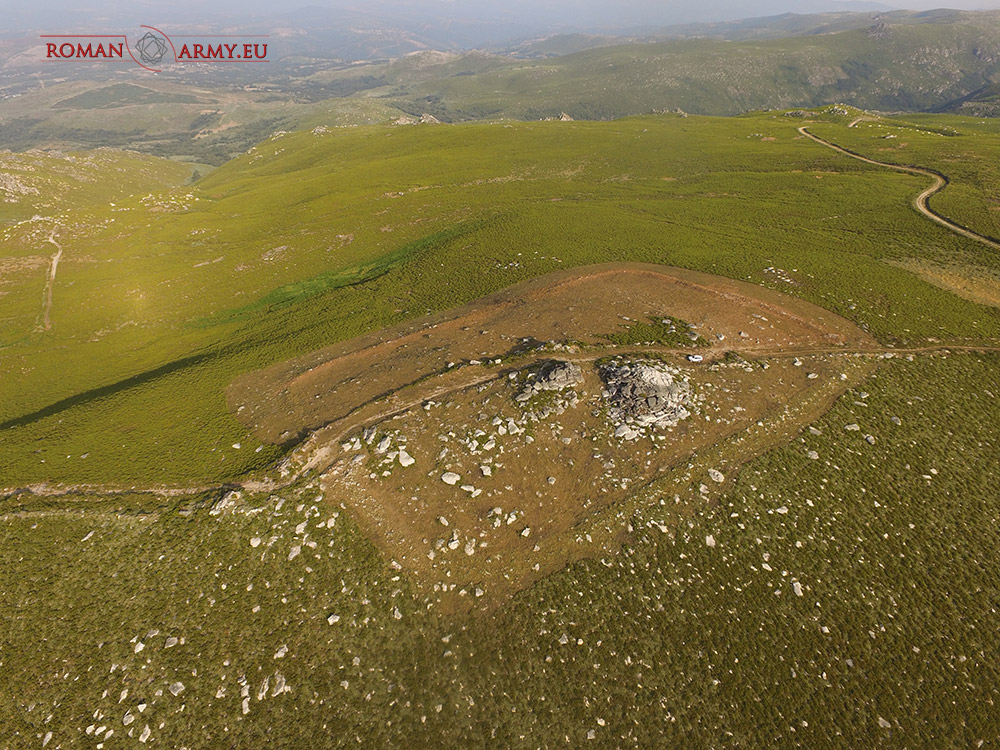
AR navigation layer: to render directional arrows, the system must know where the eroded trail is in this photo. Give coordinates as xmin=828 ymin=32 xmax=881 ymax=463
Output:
xmin=799 ymin=126 xmax=1000 ymax=252
xmin=40 ymin=229 xmax=63 ymax=332
xmin=4 ymin=260 xmax=998 ymax=505
xmin=4 ymin=343 xmax=999 ymax=503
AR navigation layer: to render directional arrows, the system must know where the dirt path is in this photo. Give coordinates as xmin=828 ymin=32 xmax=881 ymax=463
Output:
xmin=799 ymin=126 xmax=1000 ymax=253
xmin=40 ymin=229 xmax=62 ymax=332
xmin=4 ymin=342 xmax=1000 ymax=502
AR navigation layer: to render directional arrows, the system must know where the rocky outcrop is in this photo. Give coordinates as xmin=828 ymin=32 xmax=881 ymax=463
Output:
xmin=600 ymin=360 xmax=692 ymax=439
xmin=514 ymin=360 xmax=583 ymax=420
xmin=516 ymin=360 xmax=583 ymax=400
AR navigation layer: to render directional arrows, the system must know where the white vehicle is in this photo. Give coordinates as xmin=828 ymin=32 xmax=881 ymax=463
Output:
xmin=687 ymin=354 xmax=704 ymax=362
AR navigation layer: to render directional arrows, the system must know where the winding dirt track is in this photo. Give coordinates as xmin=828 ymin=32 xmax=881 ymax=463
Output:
xmin=40 ymin=230 xmax=62 ymax=332
xmin=9 ymin=131 xmax=1000 ymax=501
xmin=799 ymin=126 xmax=1000 ymax=253
xmin=4 ymin=343 xmax=1000 ymax=502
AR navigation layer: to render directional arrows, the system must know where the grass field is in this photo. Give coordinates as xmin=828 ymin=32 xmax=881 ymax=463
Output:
xmin=3 ymin=351 xmax=997 ymax=747
xmin=2 ymin=101 xmax=1000 ymax=746
xmin=3 ymin=109 xmax=1000 ymax=487
xmin=807 ymin=111 xmax=1000 ymax=245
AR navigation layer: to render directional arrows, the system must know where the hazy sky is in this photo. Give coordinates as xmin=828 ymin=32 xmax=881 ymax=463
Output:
xmin=5 ymin=0 xmax=1000 ymax=36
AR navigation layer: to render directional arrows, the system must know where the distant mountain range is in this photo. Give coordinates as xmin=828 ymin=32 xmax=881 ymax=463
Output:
xmin=369 ymin=10 xmax=1000 ymax=119
xmin=4 ymin=7 xmax=1000 ymax=163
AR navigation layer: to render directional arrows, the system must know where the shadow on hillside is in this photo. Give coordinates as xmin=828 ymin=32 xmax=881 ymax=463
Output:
xmin=0 ymin=353 xmax=211 ymax=431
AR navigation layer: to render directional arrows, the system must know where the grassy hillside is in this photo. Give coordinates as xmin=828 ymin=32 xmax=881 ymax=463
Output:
xmin=807 ymin=111 xmax=1000 ymax=248
xmin=0 ymin=79 xmax=404 ymax=165
xmin=386 ymin=21 xmax=1000 ymax=120
xmin=3 ymin=348 xmax=998 ymax=748
xmin=0 ymin=147 xmax=193 ymax=225
xmin=934 ymin=82 xmax=1000 ymax=118
xmin=3 ymin=60 xmax=1000 ymax=745
xmin=2 ymin=108 xmax=1000 ymax=487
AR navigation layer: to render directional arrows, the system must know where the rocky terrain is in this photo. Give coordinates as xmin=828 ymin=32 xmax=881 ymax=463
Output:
xmin=599 ymin=359 xmax=693 ymax=440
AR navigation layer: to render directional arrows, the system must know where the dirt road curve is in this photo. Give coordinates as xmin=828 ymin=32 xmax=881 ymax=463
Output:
xmin=4 ymin=343 xmax=1000 ymax=501
xmin=40 ymin=230 xmax=62 ymax=331
xmin=799 ymin=126 xmax=1000 ymax=253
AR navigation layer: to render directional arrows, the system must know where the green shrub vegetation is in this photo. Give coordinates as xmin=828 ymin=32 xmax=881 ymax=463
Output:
xmin=2 ymin=352 xmax=997 ymax=746
xmin=2 ymin=102 xmax=1000 ymax=746
xmin=3 ymin=112 xmax=1000 ymax=485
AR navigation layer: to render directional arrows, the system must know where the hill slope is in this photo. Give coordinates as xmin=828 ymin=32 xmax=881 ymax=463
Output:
xmin=1 ymin=109 xmax=1000 ymax=749
xmin=389 ymin=19 xmax=1000 ymax=119
xmin=2 ymin=109 xmax=1000 ymax=486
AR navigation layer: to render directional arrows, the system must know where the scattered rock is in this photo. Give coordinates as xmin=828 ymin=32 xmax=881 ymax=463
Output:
xmin=868 ymin=21 xmax=890 ymax=40
xmin=210 ymin=490 xmax=241 ymax=516
xmin=272 ymin=672 xmax=288 ymax=696
xmin=708 ymin=469 xmax=725 ymax=483
xmin=441 ymin=472 xmax=461 ymax=486
xmin=168 ymin=682 xmax=185 ymax=696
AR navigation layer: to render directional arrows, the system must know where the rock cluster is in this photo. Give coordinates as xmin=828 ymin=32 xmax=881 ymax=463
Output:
xmin=600 ymin=360 xmax=692 ymax=439
xmin=515 ymin=360 xmax=583 ymax=419
xmin=515 ymin=360 xmax=583 ymax=400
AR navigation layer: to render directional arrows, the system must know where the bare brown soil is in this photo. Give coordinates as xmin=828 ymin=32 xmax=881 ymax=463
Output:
xmin=322 ymin=350 xmax=871 ymax=613
xmin=228 ymin=263 xmax=877 ymax=613
xmin=229 ymin=263 xmax=871 ymax=444
xmin=886 ymin=258 xmax=1000 ymax=310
